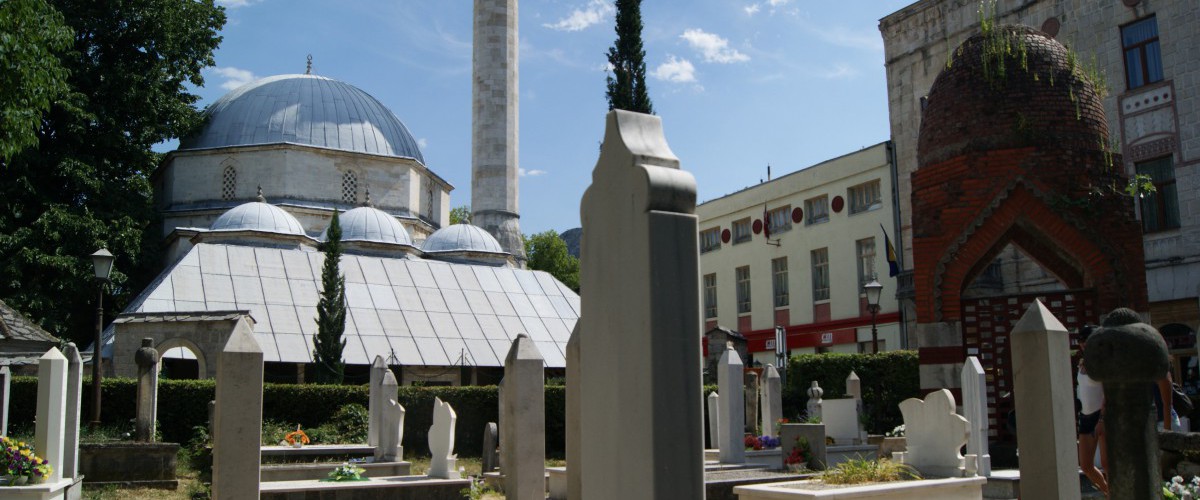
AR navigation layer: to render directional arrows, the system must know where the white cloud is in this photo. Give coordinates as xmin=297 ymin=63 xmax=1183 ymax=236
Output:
xmin=417 ymin=138 xmax=428 ymax=149
xmin=651 ymin=56 xmax=696 ymax=83
xmin=208 ymin=66 xmax=259 ymax=90
xmin=767 ymin=0 xmax=789 ymax=6
xmin=216 ymin=0 xmax=260 ymax=8
xmin=743 ymin=4 xmax=761 ymax=15
xmin=519 ymin=168 xmax=547 ymax=177
xmin=543 ymin=0 xmax=614 ymax=32
xmin=680 ymin=29 xmax=749 ymax=64
xmin=817 ymin=63 xmax=857 ymax=79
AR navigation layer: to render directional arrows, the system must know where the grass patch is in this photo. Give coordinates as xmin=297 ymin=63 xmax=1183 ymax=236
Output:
xmin=820 ymin=458 xmax=921 ymax=485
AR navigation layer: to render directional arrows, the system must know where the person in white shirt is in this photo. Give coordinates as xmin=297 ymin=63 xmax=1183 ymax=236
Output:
xmin=1077 ymin=325 xmax=1107 ymax=496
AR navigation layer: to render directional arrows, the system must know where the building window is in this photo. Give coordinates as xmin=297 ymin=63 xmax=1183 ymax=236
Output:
xmin=805 ymin=196 xmax=829 ymax=225
xmin=856 ymin=238 xmax=876 ymax=287
xmin=736 ymin=266 xmax=751 ymax=314
xmin=848 ymin=180 xmax=882 ymax=214
xmin=1122 ymin=16 xmax=1163 ymax=90
xmin=732 ymin=218 xmax=752 ymax=244
xmin=772 ymin=257 xmax=789 ymax=308
xmin=222 ymin=165 xmax=237 ymax=201
xmin=766 ymin=205 xmax=792 ymax=234
xmin=1137 ymin=156 xmax=1180 ymax=232
xmin=700 ymin=227 xmax=722 ymax=253
xmin=704 ymin=274 xmax=718 ymax=319
xmin=812 ymin=248 xmax=829 ymax=301
xmin=342 ymin=171 xmax=359 ymax=204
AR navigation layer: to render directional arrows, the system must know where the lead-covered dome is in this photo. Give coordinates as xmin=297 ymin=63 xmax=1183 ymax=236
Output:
xmin=181 ymin=74 xmax=425 ymax=163
xmin=422 ymin=224 xmax=506 ymax=254
xmin=211 ymin=201 xmax=306 ymax=236
xmin=326 ymin=206 xmax=413 ymax=246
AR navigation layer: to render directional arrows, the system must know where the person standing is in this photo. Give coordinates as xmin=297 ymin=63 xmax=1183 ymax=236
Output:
xmin=1077 ymin=325 xmax=1108 ymax=496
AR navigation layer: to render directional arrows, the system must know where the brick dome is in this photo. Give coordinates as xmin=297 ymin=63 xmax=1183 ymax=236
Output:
xmin=918 ymin=26 xmax=1109 ymax=168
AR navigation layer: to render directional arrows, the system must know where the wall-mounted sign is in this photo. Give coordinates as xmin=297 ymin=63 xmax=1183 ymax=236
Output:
xmin=821 ymin=332 xmax=833 ymax=344
xmin=765 ymin=339 xmax=776 ymax=350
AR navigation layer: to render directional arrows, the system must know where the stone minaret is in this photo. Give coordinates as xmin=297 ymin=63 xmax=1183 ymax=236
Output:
xmin=472 ymin=0 xmax=526 ymax=265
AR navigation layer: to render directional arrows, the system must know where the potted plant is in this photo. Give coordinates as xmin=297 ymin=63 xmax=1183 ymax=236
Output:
xmin=285 ymin=426 xmax=311 ymax=448
xmin=1 ymin=437 xmax=52 ymax=486
xmin=784 ymin=437 xmax=813 ymax=472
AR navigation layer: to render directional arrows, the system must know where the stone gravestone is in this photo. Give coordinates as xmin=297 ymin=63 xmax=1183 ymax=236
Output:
xmin=961 ymin=356 xmax=991 ymax=476
xmin=0 ymin=365 xmax=10 ymax=436
xmin=578 ymin=110 xmax=704 ymax=498
xmin=1010 ymin=300 xmax=1081 ymax=500
xmin=781 ymin=423 xmax=827 ymax=471
xmin=845 ymin=371 xmax=865 ymax=441
xmin=1084 ymin=307 xmax=1169 ymax=500
xmin=212 ymin=318 xmax=263 ymax=500
xmin=565 ymin=326 xmax=581 ymax=500
xmin=134 ymin=338 xmax=160 ymax=442
xmin=761 ymin=364 xmax=782 ymax=437
xmin=428 ymin=397 xmax=459 ymax=479
xmin=62 ymin=343 xmax=84 ymax=479
xmin=806 ymin=381 xmax=823 ymax=421
xmin=745 ymin=372 xmax=759 ymax=434
xmin=369 ymin=355 xmax=387 ymax=447
xmin=502 ymin=334 xmax=545 ymax=500
xmin=482 ymin=422 xmax=499 ymax=473
xmin=35 ymin=347 xmax=68 ymax=484
xmin=706 ymin=392 xmax=721 ymax=450
xmin=374 ymin=369 xmax=404 ymax=462
xmin=897 ymin=389 xmax=968 ymax=477
xmin=718 ymin=344 xmax=745 ymax=464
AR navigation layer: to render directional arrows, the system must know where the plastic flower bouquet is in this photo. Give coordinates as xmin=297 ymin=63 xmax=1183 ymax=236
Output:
xmin=2 ymin=437 xmax=52 ymax=485
xmin=784 ymin=436 xmax=812 ymax=471
xmin=285 ymin=426 xmax=311 ymax=447
xmin=327 ymin=462 xmax=366 ymax=482
xmin=1163 ymin=475 xmax=1200 ymax=500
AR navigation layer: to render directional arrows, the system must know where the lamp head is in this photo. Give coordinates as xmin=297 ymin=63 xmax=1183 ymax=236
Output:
xmin=90 ymin=248 xmax=115 ymax=281
xmin=863 ymin=278 xmax=883 ymax=307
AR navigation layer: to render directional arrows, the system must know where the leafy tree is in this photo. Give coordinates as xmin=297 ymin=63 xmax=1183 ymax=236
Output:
xmin=525 ymin=231 xmax=580 ymax=292
xmin=450 ymin=205 xmax=471 ymax=225
xmin=314 ymin=211 xmax=347 ymax=384
xmin=0 ymin=0 xmax=71 ymax=161
xmin=0 ymin=0 xmax=225 ymax=344
xmin=605 ymin=0 xmax=653 ymax=114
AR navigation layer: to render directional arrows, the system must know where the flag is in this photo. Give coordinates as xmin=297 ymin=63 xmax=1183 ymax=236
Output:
xmin=763 ymin=204 xmax=772 ymax=240
xmin=881 ymin=224 xmax=899 ymax=277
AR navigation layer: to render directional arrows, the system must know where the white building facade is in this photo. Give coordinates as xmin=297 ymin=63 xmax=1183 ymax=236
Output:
xmin=697 ymin=142 xmax=902 ymax=365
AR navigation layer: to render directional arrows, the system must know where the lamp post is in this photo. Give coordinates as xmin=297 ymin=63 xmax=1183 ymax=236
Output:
xmin=89 ymin=248 xmax=115 ymax=429
xmin=863 ymin=278 xmax=883 ymax=353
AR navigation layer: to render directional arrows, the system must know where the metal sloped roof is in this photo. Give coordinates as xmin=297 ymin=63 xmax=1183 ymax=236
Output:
xmin=102 ymin=243 xmax=578 ymax=368
xmin=0 ymin=299 xmax=60 ymax=344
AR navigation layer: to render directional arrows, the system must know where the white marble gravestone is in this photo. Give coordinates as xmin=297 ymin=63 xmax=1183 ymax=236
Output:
xmin=578 ymin=110 xmax=704 ymax=498
xmin=62 ymin=343 xmax=84 ymax=479
xmin=961 ymin=356 xmax=991 ymax=476
xmin=502 ymin=334 xmax=545 ymax=500
xmin=898 ymin=389 xmax=968 ymax=477
xmin=1011 ymin=300 xmax=1080 ymax=500
xmin=375 ymin=369 xmax=404 ymax=462
xmin=428 ymin=397 xmax=459 ymax=479
xmin=707 ymin=392 xmax=721 ymax=450
xmin=35 ymin=348 xmax=68 ymax=483
xmin=212 ymin=318 xmax=263 ymax=500
xmin=719 ymin=345 xmax=745 ymax=464
xmin=761 ymin=364 xmax=782 ymax=436
xmin=369 ymin=355 xmax=387 ymax=448
xmin=0 ymin=365 xmax=10 ymax=436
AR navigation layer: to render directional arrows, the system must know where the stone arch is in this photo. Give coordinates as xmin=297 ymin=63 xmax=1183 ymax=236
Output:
xmin=156 ymin=337 xmax=208 ymax=379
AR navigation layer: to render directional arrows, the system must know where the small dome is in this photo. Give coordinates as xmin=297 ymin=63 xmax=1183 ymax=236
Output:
xmin=422 ymin=224 xmax=506 ymax=254
xmin=211 ymin=202 xmax=306 ymax=236
xmin=326 ymin=207 xmax=412 ymax=246
xmin=181 ymin=74 xmax=425 ymax=163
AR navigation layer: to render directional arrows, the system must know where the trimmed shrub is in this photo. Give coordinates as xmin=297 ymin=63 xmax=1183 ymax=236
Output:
xmin=784 ymin=351 xmax=919 ymax=435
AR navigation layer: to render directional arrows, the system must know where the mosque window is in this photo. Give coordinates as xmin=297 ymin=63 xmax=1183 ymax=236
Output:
xmin=222 ymin=165 xmax=237 ymax=200
xmin=342 ymin=171 xmax=358 ymax=204
xmin=1121 ymin=16 xmax=1163 ymax=90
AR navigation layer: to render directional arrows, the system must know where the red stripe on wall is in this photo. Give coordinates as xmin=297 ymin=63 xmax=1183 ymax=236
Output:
xmin=741 ymin=312 xmax=901 ymax=352
xmin=918 ymin=346 xmax=963 ymax=365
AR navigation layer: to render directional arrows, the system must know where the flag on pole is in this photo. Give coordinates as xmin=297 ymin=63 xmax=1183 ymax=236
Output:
xmin=881 ymin=224 xmax=899 ymax=277
xmin=763 ymin=204 xmax=772 ymax=240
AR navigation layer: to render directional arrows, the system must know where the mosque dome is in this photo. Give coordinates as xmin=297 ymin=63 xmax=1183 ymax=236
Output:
xmin=211 ymin=201 xmax=306 ymax=236
xmin=422 ymin=224 xmax=506 ymax=254
xmin=180 ymin=74 xmax=425 ymax=163
xmin=326 ymin=206 xmax=413 ymax=246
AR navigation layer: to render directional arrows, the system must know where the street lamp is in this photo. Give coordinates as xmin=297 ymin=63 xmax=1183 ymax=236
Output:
xmin=90 ymin=248 xmax=115 ymax=429
xmin=863 ymin=278 xmax=883 ymax=353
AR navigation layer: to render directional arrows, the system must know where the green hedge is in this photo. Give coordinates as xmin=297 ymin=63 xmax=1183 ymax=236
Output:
xmin=8 ymin=377 xmax=567 ymax=457
xmin=784 ymin=351 xmax=919 ymax=435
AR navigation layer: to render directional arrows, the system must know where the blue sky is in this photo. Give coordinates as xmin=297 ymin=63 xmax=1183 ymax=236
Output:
xmin=184 ymin=0 xmax=914 ymax=234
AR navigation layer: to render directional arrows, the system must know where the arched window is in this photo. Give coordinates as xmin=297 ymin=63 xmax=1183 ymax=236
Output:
xmin=222 ymin=165 xmax=237 ymax=200
xmin=342 ymin=171 xmax=358 ymax=204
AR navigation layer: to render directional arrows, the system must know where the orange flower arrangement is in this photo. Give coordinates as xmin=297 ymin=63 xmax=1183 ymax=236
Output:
xmin=285 ymin=426 xmax=310 ymax=446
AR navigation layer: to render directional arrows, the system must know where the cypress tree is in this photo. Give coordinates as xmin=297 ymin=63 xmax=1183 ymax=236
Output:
xmin=313 ymin=210 xmax=347 ymax=384
xmin=605 ymin=0 xmax=653 ymax=114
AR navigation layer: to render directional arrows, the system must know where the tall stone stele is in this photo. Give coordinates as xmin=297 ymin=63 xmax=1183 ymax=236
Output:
xmin=369 ymin=355 xmax=387 ymax=447
xmin=718 ymin=344 xmax=745 ymax=464
xmin=35 ymin=348 xmax=68 ymax=484
xmin=578 ymin=110 xmax=704 ymax=498
xmin=134 ymin=338 xmax=161 ymax=442
xmin=502 ymin=334 xmax=545 ymax=500
xmin=761 ymin=364 xmax=782 ymax=436
xmin=374 ymin=369 xmax=404 ymax=463
xmin=212 ymin=317 xmax=263 ymax=500
xmin=428 ymin=397 xmax=459 ymax=479
xmin=961 ymin=356 xmax=991 ymax=476
xmin=706 ymin=392 xmax=720 ymax=450
xmin=744 ymin=371 xmax=759 ymax=434
xmin=1084 ymin=308 xmax=1169 ymax=500
xmin=62 ymin=343 xmax=85 ymax=479
xmin=471 ymin=0 xmax=525 ymax=264
xmin=0 ymin=365 xmax=10 ymax=437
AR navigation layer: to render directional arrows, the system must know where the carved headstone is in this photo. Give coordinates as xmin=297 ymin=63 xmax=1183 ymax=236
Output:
xmin=578 ymin=110 xmax=704 ymax=497
xmin=1011 ymin=300 xmax=1081 ymax=500
xmin=845 ymin=371 xmax=861 ymax=401
xmin=62 ymin=343 xmax=84 ymax=479
xmin=212 ymin=318 xmax=263 ymax=499
xmin=0 ymin=365 xmax=9 ymax=436
xmin=502 ymin=334 xmax=545 ymax=500
xmin=428 ymin=397 xmax=459 ymax=479
xmin=134 ymin=338 xmax=160 ymax=442
xmin=369 ymin=355 xmax=387 ymax=447
xmin=806 ymin=381 xmax=824 ymax=421
xmin=761 ymin=364 xmax=782 ymax=436
xmin=35 ymin=348 xmax=68 ymax=484
xmin=744 ymin=371 xmax=759 ymax=434
xmin=897 ymin=389 xmax=968 ymax=477
xmin=846 ymin=371 xmax=865 ymax=441
xmin=718 ymin=345 xmax=745 ymax=464
xmin=1085 ymin=307 xmax=1169 ymax=500
xmin=961 ymin=356 xmax=991 ymax=476
xmin=482 ymin=422 xmax=499 ymax=473
xmin=374 ymin=369 xmax=404 ymax=462
xmin=706 ymin=392 xmax=720 ymax=450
